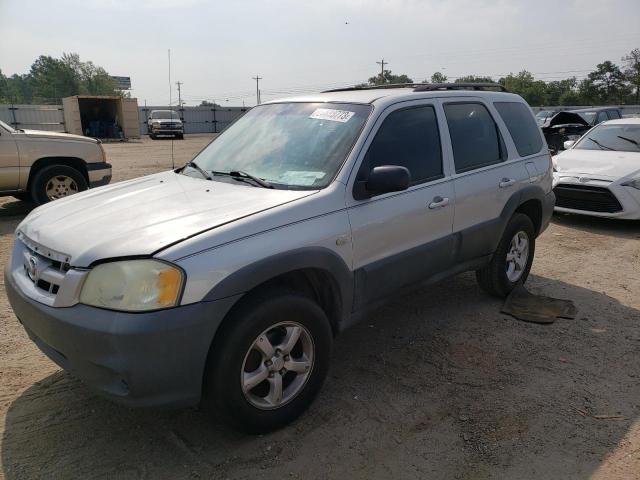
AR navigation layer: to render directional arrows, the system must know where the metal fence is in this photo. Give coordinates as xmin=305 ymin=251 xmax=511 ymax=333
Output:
xmin=0 ymin=103 xmax=249 ymax=134
xmin=139 ymin=106 xmax=249 ymax=134
xmin=530 ymin=105 xmax=640 ymax=117
xmin=0 ymin=104 xmax=65 ymax=131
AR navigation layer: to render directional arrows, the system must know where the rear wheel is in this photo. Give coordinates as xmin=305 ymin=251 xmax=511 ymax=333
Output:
xmin=30 ymin=165 xmax=88 ymax=205
xmin=203 ymin=288 xmax=332 ymax=433
xmin=476 ymin=213 xmax=535 ymax=297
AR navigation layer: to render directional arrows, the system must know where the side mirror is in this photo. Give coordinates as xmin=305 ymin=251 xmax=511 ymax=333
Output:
xmin=563 ymin=140 xmax=576 ymax=150
xmin=354 ymin=165 xmax=411 ymax=200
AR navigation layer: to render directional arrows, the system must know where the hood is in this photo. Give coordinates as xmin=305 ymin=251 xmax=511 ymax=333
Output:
xmin=18 ymin=171 xmax=315 ymax=267
xmin=151 ymin=119 xmax=182 ymax=124
xmin=542 ymin=111 xmax=589 ymax=129
xmin=19 ymin=129 xmax=98 ymax=143
xmin=554 ymin=149 xmax=640 ymax=180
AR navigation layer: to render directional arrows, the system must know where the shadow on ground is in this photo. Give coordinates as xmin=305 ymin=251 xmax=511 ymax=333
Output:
xmin=552 ymin=212 xmax=640 ymax=239
xmin=2 ymin=273 xmax=639 ymax=479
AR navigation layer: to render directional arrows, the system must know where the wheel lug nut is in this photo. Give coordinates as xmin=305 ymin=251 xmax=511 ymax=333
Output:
xmin=284 ymin=355 xmax=290 ymax=361
xmin=280 ymin=368 xmax=286 ymax=375
xmin=268 ymin=372 xmax=274 ymax=378
xmin=265 ymin=360 xmax=272 ymax=366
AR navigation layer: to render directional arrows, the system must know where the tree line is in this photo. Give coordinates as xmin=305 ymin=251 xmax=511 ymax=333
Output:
xmin=358 ymin=48 xmax=640 ymax=106
xmin=0 ymin=53 xmax=123 ymax=104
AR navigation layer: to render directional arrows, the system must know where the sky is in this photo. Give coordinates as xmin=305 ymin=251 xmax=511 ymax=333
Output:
xmin=1 ymin=0 xmax=640 ymax=106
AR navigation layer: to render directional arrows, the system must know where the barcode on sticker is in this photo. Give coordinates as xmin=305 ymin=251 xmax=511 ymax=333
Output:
xmin=309 ymin=108 xmax=355 ymax=123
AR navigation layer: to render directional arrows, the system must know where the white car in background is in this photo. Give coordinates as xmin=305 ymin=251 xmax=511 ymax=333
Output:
xmin=552 ymin=118 xmax=640 ymax=219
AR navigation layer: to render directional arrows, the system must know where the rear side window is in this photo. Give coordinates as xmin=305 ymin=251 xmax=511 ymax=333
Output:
xmin=494 ymin=102 xmax=543 ymax=157
xmin=596 ymin=111 xmax=608 ymax=124
xmin=444 ymin=103 xmax=504 ymax=173
xmin=364 ymin=105 xmax=442 ymax=185
xmin=608 ymin=110 xmax=621 ymax=119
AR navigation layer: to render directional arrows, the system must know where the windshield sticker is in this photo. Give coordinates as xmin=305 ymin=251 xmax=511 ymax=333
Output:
xmin=280 ymin=171 xmax=326 ymax=186
xmin=309 ymin=108 xmax=355 ymax=123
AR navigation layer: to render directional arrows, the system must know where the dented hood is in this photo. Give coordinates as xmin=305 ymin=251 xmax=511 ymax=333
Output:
xmin=18 ymin=171 xmax=315 ymax=267
xmin=554 ymin=149 xmax=640 ymax=180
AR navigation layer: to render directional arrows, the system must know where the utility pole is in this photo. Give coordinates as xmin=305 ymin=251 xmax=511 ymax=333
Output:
xmin=176 ymin=81 xmax=183 ymax=107
xmin=252 ymin=75 xmax=262 ymax=105
xmin=376 ymin=58 xmax=388 ymax=83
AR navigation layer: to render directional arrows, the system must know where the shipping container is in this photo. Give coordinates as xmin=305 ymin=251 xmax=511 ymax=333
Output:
xmin=62 ymin=95 xmax=140 ymax=140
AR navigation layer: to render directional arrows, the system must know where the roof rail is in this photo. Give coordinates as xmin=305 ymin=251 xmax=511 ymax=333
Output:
xmin=322 ymin=83 xmax=423 ymax=93
xmin=322 ymin=82 xmax=507 ymax=93
xmin=413 ymin=82 xmax=507 ymax=92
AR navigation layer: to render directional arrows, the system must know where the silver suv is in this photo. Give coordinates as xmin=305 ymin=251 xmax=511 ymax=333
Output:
xmin=6 ymin=83 xmax=554 ymax=433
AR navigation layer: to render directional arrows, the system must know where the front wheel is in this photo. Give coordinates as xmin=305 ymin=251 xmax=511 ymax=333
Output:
xmin=203 ymin=289 xmax=332 ymax=433
xmin=30 ymin=165 xmax=88 ymax=205
xmin=476 ymin=213 xmax=536 ymax=297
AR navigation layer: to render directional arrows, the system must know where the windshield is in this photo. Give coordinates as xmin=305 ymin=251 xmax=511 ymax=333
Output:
xmin=0 ymin=120 xmax=15 ymax=132
xmin=536 ymin=110 xmax=554 ymax=118
xmin=576 ymin=111 xmax=596 ymax=124
xmin=574 ymin=124 xmax=640 ymax=152
xmin=151 ymin=110 xmax=180 ymax=119
xmin=189 ymin=102 xmax=371 ymax=189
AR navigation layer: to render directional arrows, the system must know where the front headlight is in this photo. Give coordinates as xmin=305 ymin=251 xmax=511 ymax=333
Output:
xmin=80 ymin=259 xmax=184 ymax=311
xmin=622 ymin=178 xmax=640 ymax=190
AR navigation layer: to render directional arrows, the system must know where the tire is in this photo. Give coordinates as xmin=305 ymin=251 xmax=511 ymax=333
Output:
xmin=203 ymin=288 xmax=332 ymax=433
xmin=476 ymin=213 xmax=536 ymax=297
xmin=149 ymin=133 xmax=156 ymax=140
xmin=176 ymin=133 xmax=184 ymax=140
xmin=30 ymin=165 xmax=88 ymax=205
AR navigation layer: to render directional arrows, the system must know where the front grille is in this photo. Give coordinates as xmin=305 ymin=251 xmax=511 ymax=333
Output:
xmin=554 ymin=184 xmax=623 ymax=213
xmin=20 ymin=242 xmax=70 ymax=296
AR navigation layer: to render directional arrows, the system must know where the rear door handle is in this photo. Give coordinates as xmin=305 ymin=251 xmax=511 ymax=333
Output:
xmin=428 ymin=196 xmax=450 ymax=209
xmin=499 ymin=178 xmax=516 ymax=188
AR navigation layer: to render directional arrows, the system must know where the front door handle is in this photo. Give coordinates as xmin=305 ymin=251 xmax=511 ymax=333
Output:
xmin=428 ymin=196 xmax=450 ymax=209
xmin=499 ymin=178 xmax=516 ymax=188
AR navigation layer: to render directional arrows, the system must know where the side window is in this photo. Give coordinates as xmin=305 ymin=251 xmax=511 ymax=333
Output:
xmin=363 ymin=105 xmax=442 ymax=185
xmin=608 ymin=110 xmax=621 ymax=119
xmin=494 ymin=102 xmax=543 ymax=157
xmin=444 ymin=103 xmax=504 ymax=173
xmin=596 ymin=111 xmax=608 ymax=124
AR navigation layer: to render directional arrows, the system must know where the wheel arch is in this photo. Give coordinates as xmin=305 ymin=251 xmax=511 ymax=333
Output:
xmin=27 ymin=156 xmax=89 ymax=191
xmin=204 ymin=247 xmax=354 ymax=336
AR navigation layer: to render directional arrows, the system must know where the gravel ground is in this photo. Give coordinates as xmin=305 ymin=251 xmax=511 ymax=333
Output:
xmin=0 ymin=134 xmax=639 ymax=479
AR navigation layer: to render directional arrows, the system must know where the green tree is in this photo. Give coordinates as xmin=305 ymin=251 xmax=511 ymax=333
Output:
xmin=499 ymin=71 xmax=547 ymax=105
xmin=429 ymin=71 xmax=448 ymax=83
xmin=366 ymin=69 xmax=414 ymax=85
xmin=454 ymin=75 xmax=494 ymax=83
xmin=544 ymin=77 xmax=577 ymax=105
xmin=62 ymin=53 xmax=118 ymax=96
xmin=29 ymin=55 xmax=79 ymax=103
xmin=588 ymin=61 xmax=628 ymax=103
xmin=622 ymin=48 xmax=640 ymax=104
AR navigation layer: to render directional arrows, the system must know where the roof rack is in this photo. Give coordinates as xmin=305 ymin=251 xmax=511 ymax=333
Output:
xmin=322 ymin=82 xmax=507 ymax=93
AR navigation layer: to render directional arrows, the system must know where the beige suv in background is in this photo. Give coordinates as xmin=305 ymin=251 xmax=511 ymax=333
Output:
xmin=0 ymin=120 xmax=112 ymax=204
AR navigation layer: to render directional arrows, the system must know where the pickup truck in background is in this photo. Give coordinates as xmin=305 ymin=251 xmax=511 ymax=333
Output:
xmin=0 ymin=120 xmax=112 ymax=204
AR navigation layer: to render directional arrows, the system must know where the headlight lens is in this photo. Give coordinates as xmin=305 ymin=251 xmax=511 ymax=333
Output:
xmin=80 ymin=259 xmax=184 ymax=311
xmin=622 ymin=178 xmax=640 ymax=190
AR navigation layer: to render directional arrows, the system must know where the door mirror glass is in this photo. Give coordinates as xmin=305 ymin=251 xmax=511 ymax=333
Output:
xmin=356 ymin=165 xmax=410 ymax=199
xmin=563 ymin=140 xmax=576 ymax=150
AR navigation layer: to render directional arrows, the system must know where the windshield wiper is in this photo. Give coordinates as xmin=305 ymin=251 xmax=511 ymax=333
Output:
xmin=586 ymin=137 xmax=615 ymax=151
xmin=229 ymin=170 xmax=274 ymax=188
xmin=184 ymin=160 xmax=212 ymax=180
xmin=617 ymin=135 xmax=640 ymax=149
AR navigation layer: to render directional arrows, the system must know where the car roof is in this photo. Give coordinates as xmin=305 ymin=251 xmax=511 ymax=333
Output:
xmin=264 ymin=88 xmax=526 ymax=108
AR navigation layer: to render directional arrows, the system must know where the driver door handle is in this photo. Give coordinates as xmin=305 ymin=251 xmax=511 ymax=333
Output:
xmin=428 ymin=196 xmax=450 ymax=209
xmin=499 ymin=178 xmax=516 ymax=188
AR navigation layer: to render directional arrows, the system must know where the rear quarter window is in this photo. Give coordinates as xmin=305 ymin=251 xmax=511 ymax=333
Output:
xmin=493 ymin=102 xmax=543 ymax=157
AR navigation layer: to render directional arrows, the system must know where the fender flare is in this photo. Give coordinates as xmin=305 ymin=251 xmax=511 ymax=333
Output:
xmin=499 ymin=184 xmax=548 ymax=236
xmin=203 ymin=246 xmax=354 ymax=320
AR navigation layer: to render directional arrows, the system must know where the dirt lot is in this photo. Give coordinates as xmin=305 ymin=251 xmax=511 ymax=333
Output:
xmin=1 ymin=134 xmax=639 ymax=479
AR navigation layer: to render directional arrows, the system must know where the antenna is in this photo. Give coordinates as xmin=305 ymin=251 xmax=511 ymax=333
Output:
xmin=168 ymin=49 xmax=175 ymax=169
